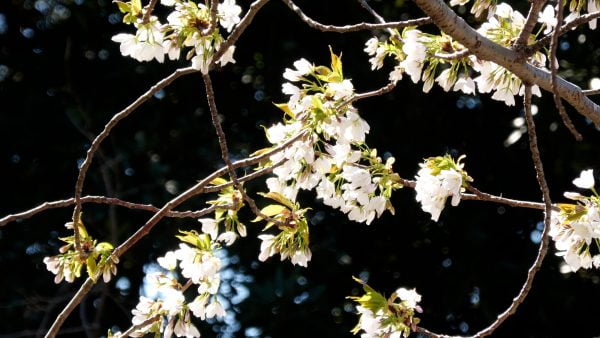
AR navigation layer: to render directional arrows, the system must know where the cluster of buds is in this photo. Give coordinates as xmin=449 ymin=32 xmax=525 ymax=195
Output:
xmin=43 ymin=218 xmax=118 ymax=283
xmin=198 ymin=177 xmax=247 ymax=246
xmin=253 ymin=192 xmax=312 ymax=267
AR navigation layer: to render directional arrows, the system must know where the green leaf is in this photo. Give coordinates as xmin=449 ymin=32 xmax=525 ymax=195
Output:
xmin=95 ymin=242 xmax=114 ymax=254
xmin=273 ymin=102 xmax=295 ymax=119
xmin=176 ymin=230 xmax=211 ymax=250
xmin=349 ymin=276 xmax=387 ymax=313
xmin=132 ymin=0 xmax=142 ymax=13
xmin=114 ymin=1 xmax=131 ymax=13
xmin=329 ymin=47 xmax=343 ymax=79
xmin=261 ymin=204 xmax=288 ymax=217
xmin=86 ymin=255 xmax=98 ymax=282
xmin=258 ymin=192 xmax=296 ymax=210
xmin=210 ymin=177 xmax=228 ymax=186
xmin=250 ymin=146 xmax=274 ymax=157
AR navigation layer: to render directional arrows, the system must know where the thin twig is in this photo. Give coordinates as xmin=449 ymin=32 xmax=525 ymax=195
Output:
xmin=1 ymin=161 xmax=284 ymax=228
xmin=464 ymin=186 xmax=549 ymax=210
xmin=527 ymin=11 xmax=600 ymax=54
xmin=203 ymin=0 xmax=220 ymax=36
xmin=583 ymin=88 xmax=600 ymax=96
xmin=0 ymin=196 xmax=229 ymax=226
xmin=433 ymin=50 xmax=470 ymax=60
xmin=119 ymin=315 xmax=161 ymax=337
xmin=141 ymin=0 xmax=159 ymax=24
xmin=203 ymin=73 xmax=289 ymax=227
xmin=349 ymin=81 xmax=397 ymax=104
xmin=43 ymin=130 xmax=307 ymax=337
xmin=549 ymin=0 xmax=582 ymax=140
xmin=472 ymin=86 xmax=553 ymax=337
xmin=70 ymin=67 xmax=197 ymax=252
xmin=514 ymin=0 xmax=547 ymax=50
xmin=281 ymin=0 xmax=431 ymax=33
xmin=210 ymin=0 xmax=271 ymax=69
xmin=357 ymin=0 xmax=386 ymax=24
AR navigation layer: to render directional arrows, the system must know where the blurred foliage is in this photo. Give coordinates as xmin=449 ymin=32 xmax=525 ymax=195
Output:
xmin=1 ymin=0 xmax=599 ymax=337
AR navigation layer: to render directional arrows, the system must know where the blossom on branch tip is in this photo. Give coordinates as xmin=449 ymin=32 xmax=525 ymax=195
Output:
xmin=415 ymin=155 xmax=471 ymax=221
xmin=349 ymin=277 xmax=422 ymax=338
xmin=218 ymin=0 xmax=242 ymax=33
xmin=573 ymin=169 xmax=595 ymax=189
xmin=538 ymin=5 xmax=557 ymax=34
xmin=550 ymin=169 xmax=600 ymax=271
xmin=111 ymin=18 xmax=165 ymax=63
xmin=283 ymin=58 xmax=313 ymax=81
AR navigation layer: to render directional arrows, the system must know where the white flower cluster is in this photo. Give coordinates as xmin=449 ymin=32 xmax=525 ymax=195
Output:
xmin=550 ymin=169 xmax=600 ymax=271
xmin=565 ymin=0 xmax=600 ymax=30
xmin=254 ymin=53 xmax=401 ymax=267
xmin=265 ymin=54 xmax=399 ymax=226
xmin=350 ymin=278 xmax=422 ymax=338
xmin=43 ymin=221 xmax=118 ymax=284
xmin=364 ymin=2 xmax=553 ymax=106
xmin=415 ymin=155 xmax=471 ymax=222
xmin=123 ymin=231 xmax=226 ymax=337
xmin=112 ymin=0 xmax=241 ymax=71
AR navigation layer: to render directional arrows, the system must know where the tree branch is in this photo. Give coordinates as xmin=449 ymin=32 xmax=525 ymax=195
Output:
xmin=357 ymin=0 xmax=386 ymax=24
xmin=70 ymin=67 xmax=197 ymax=252
xmin=203 ymin=0 xmax=220 ymax=36
xmin=514 ymin=0 xmax=547 ymax=50
xmin=203 ymin=73 xmax=290 ymax=227
xmin=0 ymin=196 xmax=230 ymax=227
xmin=583 ymin=88 xmax=600 ymax=96
xmin=141 ymin=0 xmax=159 ymax=24
xmin=281 ymin=0 xmax=432 ymax=33
xmin=210 ymin=0 xmax=271 ymax=69
xmin=472 ymin=86 xmax=553 ymax=337
xmin=43 ymin=126 xmax=307 ymax=336
xmin=527 ymin=11 xmax=600 ymax=54
xmin=412 ymin=0 xmax=600 ymax=128
xmin=549 ymin=1 xmax=582 ymax=140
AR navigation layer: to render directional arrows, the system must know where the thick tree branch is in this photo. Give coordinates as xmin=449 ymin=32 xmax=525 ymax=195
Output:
xmin=282 ymin=0 xmax=432 ymax=33
xmin=412 ymin=0 xmax=600 ymax=128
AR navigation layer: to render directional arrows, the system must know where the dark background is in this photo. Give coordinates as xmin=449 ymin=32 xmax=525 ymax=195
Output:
xmin=1 ymin=0 xmax=600 ymax=337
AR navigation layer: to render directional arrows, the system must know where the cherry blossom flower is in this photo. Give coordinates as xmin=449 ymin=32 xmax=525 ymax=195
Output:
xmin=573 ymin=169 xmax=595 ymax=189
xmin=218 ymin=0 xmax=242 ymax=32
